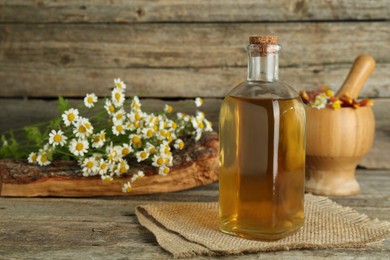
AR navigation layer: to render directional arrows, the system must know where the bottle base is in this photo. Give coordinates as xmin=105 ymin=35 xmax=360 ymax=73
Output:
xmin=219 ymin=222 xmax=304 ymax=241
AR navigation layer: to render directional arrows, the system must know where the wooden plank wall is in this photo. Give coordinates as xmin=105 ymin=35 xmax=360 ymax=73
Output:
xmin=0 ymin=0 xmax=389 ymax=168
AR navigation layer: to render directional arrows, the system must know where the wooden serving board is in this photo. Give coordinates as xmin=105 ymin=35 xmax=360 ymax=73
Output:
xmin=0 ymin=132 xmax=219 ymax=197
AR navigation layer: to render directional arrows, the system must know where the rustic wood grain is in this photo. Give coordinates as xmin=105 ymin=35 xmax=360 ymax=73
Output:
xmin=0 ymin=0 xmax=389 ymax=23
xmin=1 ymin=22 xmax=389 ymax=68
xmin=0 ymin=64 xmax=389 ymax=98
xmin=0 ymin=169 xmax=389 ymax=259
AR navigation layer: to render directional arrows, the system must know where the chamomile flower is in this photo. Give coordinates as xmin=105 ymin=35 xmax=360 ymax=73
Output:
xmin=116 ymin=159 xmax=129 ymax=175
xmin=112 ymin=88 xmax=125 ymax=108
xmin=48 ymin=130 xmax=67 ymax=147
xmin=159 ymin=142 xmax=172 ymax=157
xmin=159 ymin=166 xmax=170 ymax=176
xmin=131 ymin=170 xmax=145 ymax=183
xmin=196 ymin=111 xmax=205 ymax=120
xmin=152 ymin=154 xmax=165 ymax=167
xmin=191 ymin=117 xmax=205 ymax=130
xmin=74 ymin=118 xmax=94 ymax=138
xmin=120 ymin=143 xmax=133 ymax=157
xmin=131 ymin=96 xmax=141 ymax=111
xmin=106 ymin=144 xmax=121 ymax=163
xmin=144 ymin=114 xmax=158 ymax=128
xmin=101 ymin=175 xmax=113 ymax=183
xmin=39 ymin=143 xmax=52 ymax=155
xmin=136 ymin=150 xmax=150 ymax=162
xmin=69 ymin=138 xmax=89 ymax=157
xmin=310 ymin=93 xmax=328 ymax=109
xmin=122 ymin=181 xmax=132 ymax=193
xmin=164 ymin=154 xmax=173 ymax=167
xmin=114 ymin=78 xmax=126 ymax=91
xmin=28 ymin=152 xmax=38 ymax=164
xmin=195 ymin=97 xmax=203 ymax=107
xmin=113 ymin=109 xmax=126 ymax=124
xmin=174 ymin=139 xmax=185 ymax=150
xmin=112 ymin=121 xmax=126 ymax=136
xmin=142 ymin=127 xmax=155 ymax=139
xmin=62 ymin=108 xmax=79 ymax=126
xmin=164 ymin=104 xmax=173 ymax=113
xmin=82 ymin=156 xmax=98 ymax=176
xmin=145 ymin=142 xmax=156 ymax=154
xmin=84 ymin=93 xmax=98 ymax=108
xmin=194 ymin=129 xmax=203 ymax=141
xmin=204 ymin=119 xmax=213 ymax=132
xmin=168 ymin=120 xmax=177 ymax=131
xmin=91 ymin=130 xmax=106 ymax=149
xmin=37 ymin=153 xmax=51 ymax=166
xmin=129 ymin=134 xmax=142 ymax=148
xmin=98 ymin=159 xmax=109 ymax=175
xmin=104 ymin=99 xmax=116 ymax=115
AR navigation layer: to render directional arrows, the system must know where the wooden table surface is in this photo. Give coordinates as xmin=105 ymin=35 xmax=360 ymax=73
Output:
xmin=1 ymin=169 xmax=389 ymax=259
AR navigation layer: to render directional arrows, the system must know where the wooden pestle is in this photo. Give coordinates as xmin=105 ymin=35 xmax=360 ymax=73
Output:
xmin=335 ymin=55 xmax=376 ymax=99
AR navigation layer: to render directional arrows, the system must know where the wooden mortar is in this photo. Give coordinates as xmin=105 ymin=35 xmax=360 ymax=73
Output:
xmin=305 ymin=55 xmax=376 ymax=196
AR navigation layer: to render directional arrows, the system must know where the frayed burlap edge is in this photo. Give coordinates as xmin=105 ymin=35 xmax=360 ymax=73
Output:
xmin=135 ymin=194 xmax=390 ymax=258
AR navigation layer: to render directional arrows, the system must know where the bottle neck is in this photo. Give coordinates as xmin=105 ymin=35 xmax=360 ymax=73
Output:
xmin=247 ymin=44 xmax=280 ymax=82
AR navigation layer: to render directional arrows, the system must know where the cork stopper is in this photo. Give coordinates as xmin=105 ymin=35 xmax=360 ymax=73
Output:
xmin=249 ymin=35 xmax=277 ymax=45
xmin=248 ymin=35 xmax=278 ymax=57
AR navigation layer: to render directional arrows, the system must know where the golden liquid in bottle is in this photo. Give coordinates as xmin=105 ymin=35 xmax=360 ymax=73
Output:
xmin=219 ymin=95 xmax=305 ymax=240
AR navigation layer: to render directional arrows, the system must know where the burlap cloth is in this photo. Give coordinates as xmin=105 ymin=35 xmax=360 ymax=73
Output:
xmin=135 ymin=194 xmax=390 ymax=258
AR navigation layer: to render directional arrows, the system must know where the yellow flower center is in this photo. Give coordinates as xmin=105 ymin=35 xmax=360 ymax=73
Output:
xmin=134 ymin=122 xmax=140 ymax=128
xmin=31 ymin=154 xmax=37 ymax=161
xmin=93 ymin=136 xmax=100 ymax=143
xmin=116 ymin=125 xmax=123 ymax=132
xmin=76 ymin=143 xmax=84 ymax=151
xmin=179 ymin=141 xmax=184 ymax=149
xmin=115 ymin=92 xmax=121 ymax=102
xmin=126 ymin=186 xmax=132 ymax=192
xmin=53 ymin=134 xmax=62 ymax=143
xmin=120 ymin=166 xmax=127 ymax=174
xmin=147 ymin=129 xmax=153 ymax=137
xmin=109 ymin=105 xmax=115 ymax=113
xmin=117 ymin=83 xmax=122 ymax=88
xmin=68 ymin=113 xmax=75 ymax=121
xmin=100 ymin=163 xmax=107 ymax=170
xmin=116 ymin=113 xmax=123 ymax=120
xmin=160 ymin=130 xmax=167 ymax=137
xmin=149 ymin=147 xmax=155 ymax=154
xmin=153 ymin=125 xmax=158 ymax=132
xmin=122 ymin=147 xmax=129 ymax=155
xmin=135 ymin=112 xmax=141 ymax=121
xmin=87 ymin=97 xmax=93 ymax=104
xmin=163 ymin=167 xmax=169 ymax=174
xmin=171 ymin=122 xmax=177 ymax=129
xmin=140 ymin=151 xmax=147 ymax=159
xmin=86 ymin=161 xmax=94 ymax=169
xmin=157 ymin=157 xmax=164 ymax=166
xmin=100 ymin=133 xmax=106 ymax=140
xmin=40 ymin=156 xmax=47 ymax=163
xmin=85 ymin=123 xmax=91 ymax=130
xmin=78 ymin=125 xmax=86 ymax=133
xmin=132 ymin=136 xmax=140 ymax=144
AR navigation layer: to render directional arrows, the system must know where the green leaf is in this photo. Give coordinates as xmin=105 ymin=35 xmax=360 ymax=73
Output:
xmin=57 ymin=96 xmax=69 ymax=113
xmin=24 ymin=126 xmax=43 ymax=146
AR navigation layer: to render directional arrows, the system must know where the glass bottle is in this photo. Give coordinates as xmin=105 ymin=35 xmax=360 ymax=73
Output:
xmin=219 ymin=36 xmax=305 ymax=240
